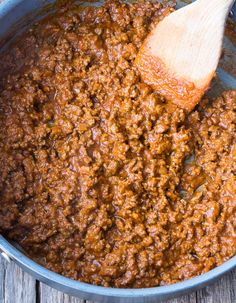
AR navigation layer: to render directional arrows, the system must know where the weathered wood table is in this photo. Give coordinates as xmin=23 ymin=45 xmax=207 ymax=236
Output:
xmin=0 ymin=255 xmax=235 ymax=303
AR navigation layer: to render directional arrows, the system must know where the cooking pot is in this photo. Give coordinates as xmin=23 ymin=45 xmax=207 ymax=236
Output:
xmin=0 ymin=1 xmax=236 ymax=302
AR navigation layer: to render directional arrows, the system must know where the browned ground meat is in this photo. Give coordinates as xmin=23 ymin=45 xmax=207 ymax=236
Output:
xmin=0 ymin=0 xmax=235 ymax=288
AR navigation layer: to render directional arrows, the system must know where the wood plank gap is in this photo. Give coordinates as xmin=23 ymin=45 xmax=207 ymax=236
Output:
xmin=194 ymin=291 xmax=198 ymax=303
xmin=36 ymin=281 xmax=40 ymax=303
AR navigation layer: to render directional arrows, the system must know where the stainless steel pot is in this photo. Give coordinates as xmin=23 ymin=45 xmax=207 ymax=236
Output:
xmin=0 ymin=1 xmax=236 ymax=302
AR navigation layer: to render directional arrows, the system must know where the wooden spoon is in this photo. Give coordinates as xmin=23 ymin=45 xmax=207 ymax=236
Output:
xmin=135 ymin=0 xmax=235 ymax=111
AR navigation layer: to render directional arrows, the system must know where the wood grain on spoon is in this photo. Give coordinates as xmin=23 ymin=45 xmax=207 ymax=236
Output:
xmin=135 ymin=0 xmax=235 ymax=111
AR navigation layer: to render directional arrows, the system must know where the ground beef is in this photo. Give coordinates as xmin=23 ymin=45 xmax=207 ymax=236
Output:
xmin=0 ymin=0 xmax=235 ymax=288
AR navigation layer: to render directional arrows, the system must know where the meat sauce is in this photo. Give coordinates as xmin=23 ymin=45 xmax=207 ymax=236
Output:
xmin=0 ymin=0 xmax=235 ymax=288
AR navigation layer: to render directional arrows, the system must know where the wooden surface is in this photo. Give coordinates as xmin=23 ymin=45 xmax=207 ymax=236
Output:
xmin=0 ymin=254 xmax=235 ymax=303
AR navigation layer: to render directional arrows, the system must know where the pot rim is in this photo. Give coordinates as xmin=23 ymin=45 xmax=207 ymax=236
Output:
xmin=1 ymin=235 xmax=236 ymax=298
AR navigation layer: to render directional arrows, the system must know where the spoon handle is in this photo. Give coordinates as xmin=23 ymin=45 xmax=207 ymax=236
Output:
xmin=196 ymin=0 xmax=235 ymax=23
xmin=197 ymin=0 xmax=235 ymax=12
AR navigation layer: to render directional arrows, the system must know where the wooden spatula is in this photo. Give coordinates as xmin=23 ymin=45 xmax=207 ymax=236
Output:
xmin=135 ymin=0 xmax=235 ymax=111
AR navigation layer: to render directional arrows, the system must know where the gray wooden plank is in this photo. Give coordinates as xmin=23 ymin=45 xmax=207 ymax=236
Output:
xmin=0 ymin=255 xmax=7 ymax=303
xmin=196 ymin=270 xmax=236 ymax=303
xmin=63 ymin=295 xmax=84 ymax=303
xmin=40 ymin=283 xmax=84 ymax=303
xmin=229 ymin=270 xmax=236 ymax=303
xmin=3 ymin=259 xmax=36 ymax=303
xmin=161 ymin=292 xmax=197 ymax=303
xmin=40 ymin=284 xmax=64 ymax=303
